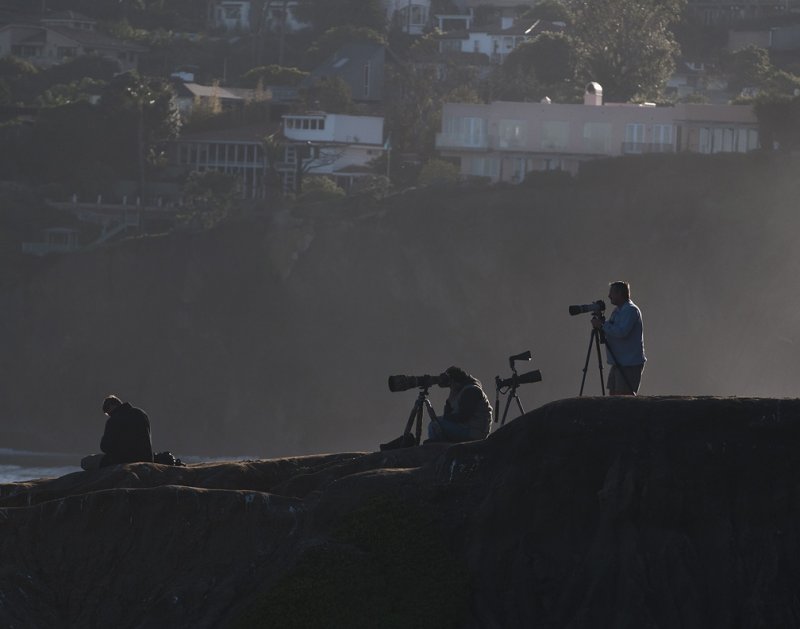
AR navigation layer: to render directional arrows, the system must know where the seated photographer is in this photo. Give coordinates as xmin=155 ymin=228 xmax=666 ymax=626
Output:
xmin=81 ymin=395 xmax=154 ymax=470
xmin=428 ymin=366 xmax=493 ymax=443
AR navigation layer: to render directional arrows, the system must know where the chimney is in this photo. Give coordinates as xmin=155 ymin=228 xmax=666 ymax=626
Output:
xmin=584 ymin=82 xmax=603 ymax=106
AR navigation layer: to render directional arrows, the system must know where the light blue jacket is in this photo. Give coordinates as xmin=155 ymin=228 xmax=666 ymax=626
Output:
xmin=602 ymin=300 xmax=646 ymax=366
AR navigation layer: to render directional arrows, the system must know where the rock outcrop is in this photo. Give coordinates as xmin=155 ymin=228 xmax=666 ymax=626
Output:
xmin=3 ymin=396 xmax=800 ymax=628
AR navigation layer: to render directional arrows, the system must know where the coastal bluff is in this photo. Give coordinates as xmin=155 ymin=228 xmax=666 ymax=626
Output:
xmin=2 ymin=396 xmax=800 ymax=628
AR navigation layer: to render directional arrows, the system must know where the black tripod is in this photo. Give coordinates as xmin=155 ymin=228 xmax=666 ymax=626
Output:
xmin=402 ymin=385 xmax=440 ymax=445
xmin=495 ymin=377 xmax=526 ymax=426
xmin=579 ymin=319 xmax=635 ymax=396
xmin=494 ymin=350 xmax=542 ymax=427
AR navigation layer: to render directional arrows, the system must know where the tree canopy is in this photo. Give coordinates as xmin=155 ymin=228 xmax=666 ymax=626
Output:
xmin=495 ymin=32 xmax=580 ymax=102
xmin=569 ymin=0 xmax=683 ymax=102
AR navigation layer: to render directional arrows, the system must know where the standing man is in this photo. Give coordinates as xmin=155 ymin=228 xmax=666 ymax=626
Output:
xmin=591 ymin=281 xmax=646 ymax=395
xmin=81 ymin=395 xmax=154 ymax=470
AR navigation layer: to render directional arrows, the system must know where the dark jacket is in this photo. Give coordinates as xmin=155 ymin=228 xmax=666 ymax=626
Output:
xmin=100 ymin=402 xmax=154 ymax=466
xmin=442 ymin=377 xmax=493 ymax=440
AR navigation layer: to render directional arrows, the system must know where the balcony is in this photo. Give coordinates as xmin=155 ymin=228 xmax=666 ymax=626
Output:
xmin=435 ymin=132 xmax=488 ymax=150
xmin=621 ymin=142 xmax=676 ymax=154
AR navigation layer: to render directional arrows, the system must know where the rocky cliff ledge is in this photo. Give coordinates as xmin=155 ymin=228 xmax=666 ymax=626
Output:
xmin=2 ymin=396 xmax=800 ymax=629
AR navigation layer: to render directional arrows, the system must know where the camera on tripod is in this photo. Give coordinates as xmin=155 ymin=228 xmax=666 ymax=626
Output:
xmin=494 ymin=350 xmax=542 ymax=426
xmin=387 ymin=373 xmax=451 ymax=393
xmin=568 ymin=300 xmax=605 ymax=316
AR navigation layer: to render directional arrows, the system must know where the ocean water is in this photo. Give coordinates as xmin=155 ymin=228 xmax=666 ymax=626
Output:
xmin=0 ymin=448 xmax=82 ymax=484
xmin=0 ymin=449 xmax=256 ymax=485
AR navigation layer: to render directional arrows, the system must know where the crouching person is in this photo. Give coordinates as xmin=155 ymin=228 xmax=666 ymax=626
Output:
xmin=427 ymin=366 xmax=492 ymax=443
xmin=81 ymin=395 xmax=154 ymax=470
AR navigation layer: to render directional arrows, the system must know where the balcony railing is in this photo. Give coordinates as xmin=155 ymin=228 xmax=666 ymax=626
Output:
xmin=435 ymin=132 xmax=488 ymax=150
xmin=621 ymin=142 xmax=675 ymax=154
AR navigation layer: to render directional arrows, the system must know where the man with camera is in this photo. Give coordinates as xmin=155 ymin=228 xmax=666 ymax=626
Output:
xmin=591 ymin=281 xmax=646 ymax=395
xmin=427 ymin=366 xmax=493 ymax=443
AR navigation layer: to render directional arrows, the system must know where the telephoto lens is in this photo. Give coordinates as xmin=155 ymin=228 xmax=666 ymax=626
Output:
xmin=568 ymin=300 xmax=605 ymax=316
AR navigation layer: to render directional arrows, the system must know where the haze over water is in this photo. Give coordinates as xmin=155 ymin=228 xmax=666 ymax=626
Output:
xmin=2 ymin=155 xmax=798 ymax=462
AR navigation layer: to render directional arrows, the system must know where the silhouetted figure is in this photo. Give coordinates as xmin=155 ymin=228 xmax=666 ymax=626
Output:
xmin=591 ymin=281 xmax=646 ymax=395
xmin=427 ymin=366 xmax=492 ymax=443
xmin=81 ymin=395 xmax=154 ymax=470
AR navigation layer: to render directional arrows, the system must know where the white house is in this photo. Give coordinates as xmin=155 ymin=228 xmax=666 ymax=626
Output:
xmin=385 ymin=0 xmax=431 ymax=35
xmin=208 ymin=0 xmax=309 ymax=33
xmin=436 ymin=83 xmax=760 ymax=183
xmin=437 ymin=17 xmax=563 ymax=64
xmin=280 ymin=112 xmax=386 ymax=191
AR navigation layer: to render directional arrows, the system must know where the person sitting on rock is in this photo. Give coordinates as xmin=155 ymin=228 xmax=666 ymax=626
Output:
xmin=81 ymin=395 xmax=154 ymax=470
xmin=427 ymin=366 xmax=492 ymax=443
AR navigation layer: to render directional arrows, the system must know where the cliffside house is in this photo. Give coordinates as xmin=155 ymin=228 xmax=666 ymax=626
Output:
xmin=279 ymin=112 xmax=386 ymax=192
xmin=384 ymin=0 xmax=431 ymax=35
xmin=207 ymin=0 xmax=309 ymax=33
xmin=169 ymin=112 xmax=385 ymax=198
xmin=208 ymin=0 xmax=429 ymax=35
xmin=171 ymin=124 xmax=274 ymax=199
xmin=436 ymin=83 xmax=760 ymax=183
xmin=173 ymin=81 xmax=267 ymax=119
xmin=435 ymin=16 xmax=563 ymax=64
xmin=728 ymin=18 xmax=800 ymax=51
xmin=0 ymin=11 xmax=145 ymax=72
xmin=685 ymin=0 xmax=792 ymax=25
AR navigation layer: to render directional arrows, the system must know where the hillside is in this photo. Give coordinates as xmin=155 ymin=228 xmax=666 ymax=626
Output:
xmin=0 ymin=153 xmax=799 ymax=459
xmin=2 ymin=397 xmax=800 ymax=628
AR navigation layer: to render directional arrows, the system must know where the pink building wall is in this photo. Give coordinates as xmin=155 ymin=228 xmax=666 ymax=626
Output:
xmin=436 ymin=94 xmax=759 ymax=182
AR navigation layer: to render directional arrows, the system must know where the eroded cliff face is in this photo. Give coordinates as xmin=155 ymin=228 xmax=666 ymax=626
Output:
xmin=2 ymin=397 xmax=799 ymax=629
xmin=2 ymin=156 xmax=800 ymax=458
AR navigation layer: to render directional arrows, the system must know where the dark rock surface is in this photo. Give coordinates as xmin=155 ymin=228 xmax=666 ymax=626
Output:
xmin=3 ymin=396 xmax=800 ymax=628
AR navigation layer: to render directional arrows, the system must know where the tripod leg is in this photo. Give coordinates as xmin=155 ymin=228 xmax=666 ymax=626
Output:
xmin=500 ymin=391 xmax=515 ymax=426
xmin=514 ymin=395 xmax=525 ymax=417
xmin=404 ymin=399 xmax=420 ymax=436
xmin=415 ymin=401 xmax=424 ymax=445
xmin=423 ymin=398 xmax=442 ymax=442
xmin=593 ymin=329 xmax=606 ymax=396
xmin=579 ymin=330 xmax=595 ymax=396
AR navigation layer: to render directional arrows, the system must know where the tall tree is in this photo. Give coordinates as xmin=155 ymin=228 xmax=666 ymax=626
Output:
xmin=494 ymin=32 xmax=581 ymax=102
xmin=385 ymin=61 xmax=480 ymax=158
xmin=100 ymin=72 xmax=179 ymax=197
xmin=568 ymin=0 xmax=683 ymax=102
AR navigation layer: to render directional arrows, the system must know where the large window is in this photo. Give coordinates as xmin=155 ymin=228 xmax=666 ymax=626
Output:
xmin=498 ymin=120 xmax=526 ymax=148
xmin=468 ymin=156 xmax=499 ymax=178
xmin=624 ymin=123 xmax=645 ymax=151
xmin=442 ymin=116 xmax=487 ymax=147
xmin=398 ymin=4 xmax=428 ymax=26
xmin=583 ymin=122 xmax=612 ymax=153
xmin=652 ymin=124 xmax=673 ymax=150
xmin=510 ymin=157 xmax=527 ymax=182
xmin=699 ymin=127 xmax=758 ymax=153
xmin=541 ymin=121 xmax=569 ymax=150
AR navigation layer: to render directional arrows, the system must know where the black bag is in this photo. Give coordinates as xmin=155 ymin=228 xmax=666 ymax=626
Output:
xmin=154 ymin=451 xmax=185 ymax=466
